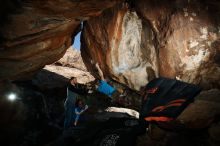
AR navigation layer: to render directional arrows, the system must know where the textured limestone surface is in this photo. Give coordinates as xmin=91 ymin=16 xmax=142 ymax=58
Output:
xmin=0 ymin=0 xmax=122 ymax=80
xmin=82 ymin=0 xmax=220 ymax=90
xmin=135 ymin=0 xmax=220 ymax=89
xmin=81 ymin=4 xmax=158 ymax=90
xmin=0 ymin=0 xmax=219 ymax=91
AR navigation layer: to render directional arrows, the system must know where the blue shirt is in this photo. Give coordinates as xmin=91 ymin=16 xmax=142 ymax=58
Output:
xmin=74 ymin=107 xmax=83 ymax=122
xmin=97 ymin=80 xmax=116 ymax=97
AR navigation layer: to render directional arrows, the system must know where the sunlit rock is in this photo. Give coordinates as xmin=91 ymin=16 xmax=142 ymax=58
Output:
xmin=81 ymin=4 xmax=158 ymax=90
xmin=32 ymin=47 xmax=94 ymax=89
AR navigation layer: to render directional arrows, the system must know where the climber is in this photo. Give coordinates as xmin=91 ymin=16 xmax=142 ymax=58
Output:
xmin=94 ymin=63 xmax=122 ymax=100
xmin=64 ymin=77 xmax=88 ymax=129
xmin=74 ymin=99 xmax=88 ymax=126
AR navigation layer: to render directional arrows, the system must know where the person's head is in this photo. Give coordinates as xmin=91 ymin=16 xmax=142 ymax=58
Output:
xmin=70 ymin=77 xmax=77 ymax=85
xmin=89 ymin=79 xmax=99 ymax=89
xmin=75 ymin=99 xmax=83 ymax=108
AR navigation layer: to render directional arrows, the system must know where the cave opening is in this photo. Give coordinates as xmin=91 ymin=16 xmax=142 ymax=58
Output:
xmin=72 ymin=22 xmax=83 ymax=51
xmin=72 ymin=31 xmax=81 ymax=51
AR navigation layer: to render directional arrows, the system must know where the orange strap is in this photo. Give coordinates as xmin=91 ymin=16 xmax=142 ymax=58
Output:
xmin=145 ymin=99 xmax=187 ymax=122
xmin=152 ymin=102 xmax=183 ymax=112
xmin=165 ymin=102 xmax=182 ymax=108
xmin=167 ymin=99 xmax=186 ymax=104
xmin=144 ymin=116 xmax=173 ymax=122
xmin=152 ymin=106 xmax=165 ymax=112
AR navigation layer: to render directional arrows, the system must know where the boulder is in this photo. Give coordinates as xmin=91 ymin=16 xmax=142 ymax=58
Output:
xmin=32 ymin=65 xmax=94 ymax=89
xmin=0 ymin=0 xmax=123 ymax=80
xmin=135 ymin=0 xmax=220 ymax=90
xmin=56 ymin=46 xmax=87 ymax=71
xmin=81 ymin=3 xmax=158 ymax=90
xmin=82 ymin=0 xmax=220 ymax=90
xmin=32 ymin=46 xmax=94 ymax=89
xmin=178 ymin=89 xmax=220 ymax=129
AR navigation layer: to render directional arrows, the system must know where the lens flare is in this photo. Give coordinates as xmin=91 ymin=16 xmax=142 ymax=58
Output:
xmin=8 ymin=93 xmax=17 ymax=101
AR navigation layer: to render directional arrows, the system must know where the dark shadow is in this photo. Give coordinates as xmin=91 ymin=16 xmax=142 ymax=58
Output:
xmin=0 ymin=69 xmax=71 ymax=146
xmin=0 ymin=0 xmax=23 ymax=44
xmin=31 ymin=69 xmax=69 ymax=89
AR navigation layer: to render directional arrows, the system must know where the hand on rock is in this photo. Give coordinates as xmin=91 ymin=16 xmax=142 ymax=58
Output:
xmin=85 ymin=105 xmax=88 ymax=110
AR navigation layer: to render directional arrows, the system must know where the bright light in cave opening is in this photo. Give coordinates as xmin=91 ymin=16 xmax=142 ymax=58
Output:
xmin=7 ymin=93 xmax=17 ymax=101
xmin=73 ymin=32 xmax=81 ymax=51
xmin=72 ymin=22 xmax=83 ymax=51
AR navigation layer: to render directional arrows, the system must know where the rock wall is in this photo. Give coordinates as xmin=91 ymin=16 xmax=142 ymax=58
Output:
xmin=81 ymin=4 xmax=158 ymax=90
xmin=136 ymin=0 xmax=220 ymax=89
xmin=32 ymin=47 xmax=94 ymax=89
xmin=0 ymin=0 xmax=219 ymax=90
xmin=0 ymin=0 xmax=122 ymax=80
xmin=82 ymin=0 xmax=220 ymax=90
xmin=56 ymin=46 xmax=87 ymax=71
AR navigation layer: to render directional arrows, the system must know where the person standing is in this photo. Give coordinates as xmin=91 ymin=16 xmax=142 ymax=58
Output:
xmin=64 ymin=77 xmax=87 ymax=129
xmin=74 ymin=99 xmax=88 ymax=126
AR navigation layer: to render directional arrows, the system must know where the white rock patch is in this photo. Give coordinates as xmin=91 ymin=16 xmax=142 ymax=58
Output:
xmin=189 ymin=40 xmax=199 ymax=48
xmin=106 ymin=107 xmax=139 ymax=119
xmin=200 ymin=27 xmax=208 ymax=39
xmin=110 ymin=11 xmax=158 ymax=90
xmin=181 ymin=49 xmax=210 ymax=70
